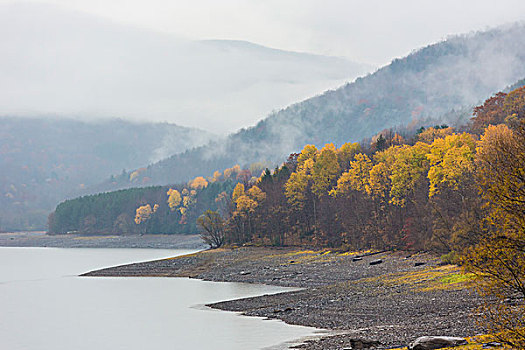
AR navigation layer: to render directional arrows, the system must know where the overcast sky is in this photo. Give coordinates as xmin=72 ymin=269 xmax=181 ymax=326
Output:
xmin=3 ymin=0 xmax=525 ymax=65
xmin=2 ymin=0 xmax=525 ymax=133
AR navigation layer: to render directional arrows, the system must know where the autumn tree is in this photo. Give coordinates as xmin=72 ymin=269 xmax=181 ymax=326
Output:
xmin=134 ymin=204 xmax=158 ymax=233
xmin=197 ymin=210 xmax=225 ymax=248
xmin=391 ymin=133 xmax=405 ymax=146
xmin=224 ymin=165 xmax=241 ymax=179
xmin=297 ymin=144 xmax=317 ymax=167
xmin=179 ymin=188 xmax=197 ymax=222
xmin=189 ymin=176 xmax=208 ymax=190
xmin=369 ymin=147 xmax=402 ymax=247
xmin=211 ymin=171 xmax=222 ymax=183
xmin=463 ymin=121 xmax=525 ymax=347
xmin=329 ymin=153 xmax=374 ymax=247
xmin=417 ymin=126 xmax=455 ymax=144
xmin=255 ymin=166 xmax=293 ymax=246
xmin=427 ymin=133 xmax=476 ymax=197
xmin=232 ymin=183 xmax=245 ymax=203
xmin=389 ymin=143 xmax=430 ymax=206
xmin=167 ymin=188 xmax=182 ymax=210
xmin=471 ymin=92 xmax=507 ymax=134
xmin=426 ymin=133 xmax=480 ymax=250
xmin=311 ymin=143 xmax=340 ymax=198
xmin=228 ymin=183 xmax=266 ymax=243
xmin=134 ymin=204 xmax=153 ymax=224
xmin=332 ymin=153 xmax=372 ymax=196
xmin=285 ymin=158 xmax=316 ymax=234
xmin=336 ymin=142 xmax=361 ymax=170
xmin=503 ymin=85 xmax=525 ymax=124
xmin=368 ymin=147 xmax=400 ymax=200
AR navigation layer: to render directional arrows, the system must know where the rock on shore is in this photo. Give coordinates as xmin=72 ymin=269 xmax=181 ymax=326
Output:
xmin=409 ymin=336 xmax=468 ymax=349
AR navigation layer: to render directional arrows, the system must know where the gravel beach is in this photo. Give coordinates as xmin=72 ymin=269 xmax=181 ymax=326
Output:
xmin=84 ymin=247 xmax=484 ymax=349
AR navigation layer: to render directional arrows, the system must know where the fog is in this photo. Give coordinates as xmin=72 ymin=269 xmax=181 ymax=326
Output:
xmin=3 ymin=1 xmax=525 ymax=134
xmin=6 ymin=0 xmax=525 ymax=65
xmin=192 ymin=23 xmax=525 ymax=172
xmin=0 ymin=2 xmax=372 ymax=134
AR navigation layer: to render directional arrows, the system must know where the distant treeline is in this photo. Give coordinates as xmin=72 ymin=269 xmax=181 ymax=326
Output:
xmin=48 ymin=165 xmax=256 ymax=235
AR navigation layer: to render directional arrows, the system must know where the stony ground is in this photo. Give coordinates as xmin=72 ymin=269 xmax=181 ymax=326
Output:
xmin=0 ymin=231 xmax=205 ymax=249
xmin=85 ymin=247 xmax=486 ymax=349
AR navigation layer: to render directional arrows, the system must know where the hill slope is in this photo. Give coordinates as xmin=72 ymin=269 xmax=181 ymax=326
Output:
xmin=109 ymin=24 xmax=525 ymax=188
xmin=0 ymin=118 xmax=214 ymax=231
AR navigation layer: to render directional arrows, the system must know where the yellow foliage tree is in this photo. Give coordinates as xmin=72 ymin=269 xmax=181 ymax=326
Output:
xmin=224 ymin=165 xmax=241 ymax=179
xmin=332 ymin=153 xmax=372 ymax=196
xmin=463 ymin=122 xmax=525 ymax=348
xmin=212 ymin=170 xmax=222 ymax=183
xmin=297 ymin=144 xmax=317 ymax=168
xmin=337 ymin=142 xmax=361 ymax=170
xmin=368 ymin=161 xmax=391 ymax=200
xmin=189 ymin=176 xmax=208 ymax=190
xmin=134 ymin=204 xmax=153 ymax=224
xmin=391 ymin=133 xmax=405 ymax=145
xmin=285 ymin=158 xmax=313 ymax=210
xmin=312 ymin=143 xmax=340 ymax=198
xmin=235 ymin=195 xmax=258 ymax=216
xmin=232 ymin=183 xmax=245 ymax=203
xmin=417 ymin=126 xmax=455 ymax=143
xmin=427 ymin=133 xmax=476 ymax=197
xmin=389 ymin=143 xmax=430 ymax=206
xmin=247 ymin=185 xmax=266 ymax=203
xmin=167 ymin=188 xmax=182 ymax=210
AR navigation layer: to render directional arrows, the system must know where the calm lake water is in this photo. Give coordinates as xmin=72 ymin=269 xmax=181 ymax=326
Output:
xmin=0 ymin=247 xmax=319 ymax=350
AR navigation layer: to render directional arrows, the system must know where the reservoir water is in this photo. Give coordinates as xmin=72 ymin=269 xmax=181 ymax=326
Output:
xmin=0 ymin=247 xmax=319 ymax=350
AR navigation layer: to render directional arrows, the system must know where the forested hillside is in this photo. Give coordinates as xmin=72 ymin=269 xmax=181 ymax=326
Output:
xmin=105 ymin=24 xmax=525 ymax=189
xmin=212 ymin=85 xmax=525 ymax=251
xmin=0 ymin=118 xmax=214 ymax=231
xmin=48 ymin=165 xmax=253 ymax=235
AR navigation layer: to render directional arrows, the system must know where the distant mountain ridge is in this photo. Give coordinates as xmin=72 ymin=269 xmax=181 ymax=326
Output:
xmin=198 ymin=39 xmax=362 ymax=66
xmin=104 ymin=24 xmax=525 ymax=189
xmin=0 ymin=2 xmax=372 ymax=133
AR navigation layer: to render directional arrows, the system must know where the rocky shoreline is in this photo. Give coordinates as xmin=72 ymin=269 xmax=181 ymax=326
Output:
xmin=83 ymin=247 xmax=485 ymax=349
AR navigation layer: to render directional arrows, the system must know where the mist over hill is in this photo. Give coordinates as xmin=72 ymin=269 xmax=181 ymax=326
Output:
xmin=0 ymin=2 xmax=372 ymax=134
xmin=0 ymin=118 xmax=214 ymax=231
xmin=106 ymin=24 xmax=525 ymax=189
xmin=0 ymin=3 xmax=374 ymax=231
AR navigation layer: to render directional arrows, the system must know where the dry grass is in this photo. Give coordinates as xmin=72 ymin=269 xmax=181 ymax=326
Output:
xmin=364 ymin=264 xmax=474 ymax=292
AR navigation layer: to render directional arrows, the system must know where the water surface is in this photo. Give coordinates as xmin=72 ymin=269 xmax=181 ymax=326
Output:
xmin=0 ymin=247 xmax=318 ymax=350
